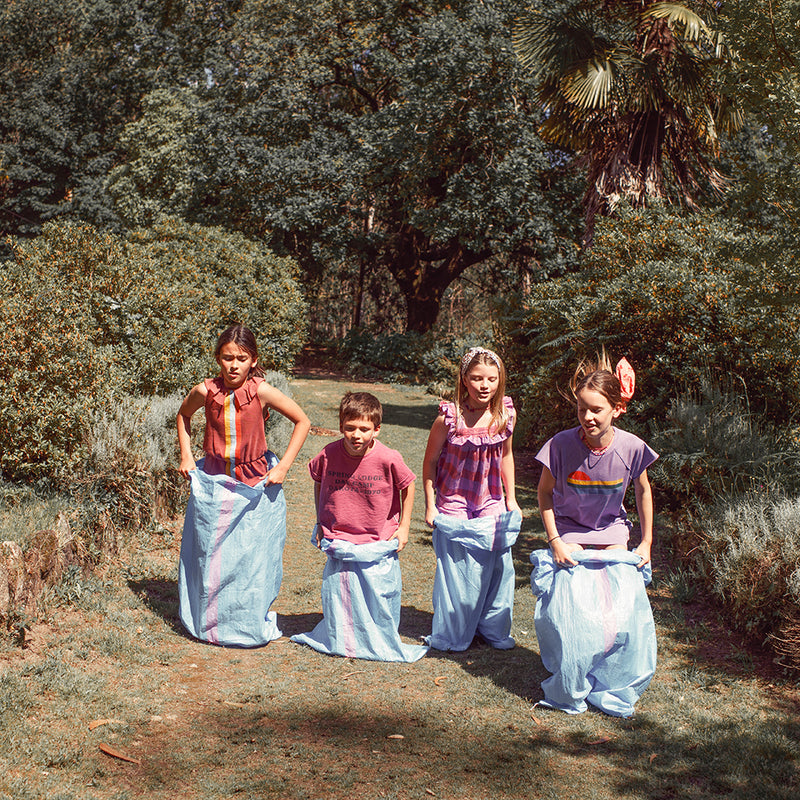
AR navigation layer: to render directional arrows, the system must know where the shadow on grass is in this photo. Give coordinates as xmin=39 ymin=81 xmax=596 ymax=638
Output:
xmin=127 ymin=578 xmax=186 ymax=638
xmin=381 ymin=401 xmax=440 ymax=431
xmin=109 ymin=689 xmax=800 ymax=800
xmin=118 ymin=702 xmax=559 ymax=799
xmin=424 ymin=638 xmax=548 ymax=704
xmin=277 ymin=611 xmax=324 ymax=637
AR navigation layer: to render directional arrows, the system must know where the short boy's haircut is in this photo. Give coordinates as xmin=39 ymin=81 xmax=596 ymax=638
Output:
xmin=339 ymin=391 xmax=382 ymax=428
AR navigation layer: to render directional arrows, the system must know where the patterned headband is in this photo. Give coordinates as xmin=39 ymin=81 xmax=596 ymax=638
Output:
xmin=461 ymin=347 xmax=501 ymax=376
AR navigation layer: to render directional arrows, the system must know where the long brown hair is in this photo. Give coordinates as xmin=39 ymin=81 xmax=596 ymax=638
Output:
xmin=214 ymin=324 xmax=266 ymax=379
xmin=455 ymin=348 xmax=508 ymax=434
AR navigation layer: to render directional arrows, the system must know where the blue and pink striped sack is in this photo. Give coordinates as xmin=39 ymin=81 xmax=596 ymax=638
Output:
xmin=178 ymin=454 xmax=286 ymax=647
xmin=425 ymin=510 xmax=521 ymax=652
xmin=291 ymin=534 xmax=428 ymax=663
xmin=530 ymin=548 xmax=657 ymax=718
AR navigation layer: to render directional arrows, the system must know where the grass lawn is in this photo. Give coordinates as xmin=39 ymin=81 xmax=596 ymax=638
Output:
xmin=1 ymin=375 xmax=798 ymax=800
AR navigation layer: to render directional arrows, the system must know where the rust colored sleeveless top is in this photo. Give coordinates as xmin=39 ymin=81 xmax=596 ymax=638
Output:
xmin=202 ymin=376 xmax=270 ymax=485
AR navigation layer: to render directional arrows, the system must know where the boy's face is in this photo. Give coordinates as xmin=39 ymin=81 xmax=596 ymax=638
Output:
xmin=341 ymin=416 xmax=380 ymax=457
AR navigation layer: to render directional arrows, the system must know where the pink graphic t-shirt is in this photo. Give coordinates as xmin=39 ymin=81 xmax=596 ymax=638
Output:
xmin=309 ymin=439 xmax=415 ymax=544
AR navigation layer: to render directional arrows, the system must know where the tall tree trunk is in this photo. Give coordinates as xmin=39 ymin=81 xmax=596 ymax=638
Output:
xmin=352 ymin=203 xmax=375 ymax=328
xmin=384 ymin=228 xmax=490 ymax=333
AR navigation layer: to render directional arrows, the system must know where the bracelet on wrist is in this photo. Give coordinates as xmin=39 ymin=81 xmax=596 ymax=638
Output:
xmin=547 ymin=536 xmax=560 ymax=544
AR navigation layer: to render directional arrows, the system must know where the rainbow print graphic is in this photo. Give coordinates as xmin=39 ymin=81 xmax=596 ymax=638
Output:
xmin=567 ymin=470 xmax=624 ymax=494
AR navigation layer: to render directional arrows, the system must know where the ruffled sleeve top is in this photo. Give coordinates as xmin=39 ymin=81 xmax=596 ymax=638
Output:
xmin=202 ymin=376 xmax=271 ymax=486
xmin=434 ymin=396 xmax=515 ymax=519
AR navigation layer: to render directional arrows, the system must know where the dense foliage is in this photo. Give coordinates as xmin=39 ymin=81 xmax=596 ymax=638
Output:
xmin=108 ymin=0 xmax=582 ymax=332
xmin=0 ymin=0 xmax=242 ymax=243
xmin=0 ymin=219 xmax=307 ymax=483
xmin=513 ymin=0 xmax=741 ymax=243
xmin=501 ymin=204 xmax=800 ymax=445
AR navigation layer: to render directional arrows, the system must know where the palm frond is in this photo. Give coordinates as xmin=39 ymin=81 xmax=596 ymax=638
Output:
xmin=512 ymin=10 xmax=613 ymax=78
xmin=643 ymin=2 xmax=712 ymax=44
xmin=562 ymin=55 xmax=616 ymax=109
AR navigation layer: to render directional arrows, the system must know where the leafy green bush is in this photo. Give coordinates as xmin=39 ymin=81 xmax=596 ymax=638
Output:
xmin=501 ymin=204 xmax=800 ymax=446
xmin=649 ymin=386 xmax=800 ymax=508
xmin=0 ymin=218 xmax=307 ymax=484
xmin=338 ymin=329 xmax=490 ymax=388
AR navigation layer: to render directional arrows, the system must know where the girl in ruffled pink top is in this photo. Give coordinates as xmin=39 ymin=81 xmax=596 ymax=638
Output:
xmin=422 ymin=347 xmax=521 ymax=650
xmin=177 ymin=324 xmax=310 ymax=487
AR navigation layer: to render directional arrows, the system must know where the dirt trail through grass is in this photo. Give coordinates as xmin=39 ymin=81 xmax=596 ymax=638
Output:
xmin=1 ymin=375 xmax=799 ymax=800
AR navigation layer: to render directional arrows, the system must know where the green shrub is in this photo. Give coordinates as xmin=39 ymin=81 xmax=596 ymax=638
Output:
xmin=338 ymin=329 xmax=490 ymax=387
xmin=686 ymin=491 xmax=800 ymax=670
xmin=501 ymin=204 xmax=800 ymax=446
xmin=0 ymin=219 xmax=307 ymax=485
xmin=122 ymin=218 xmax=308 ymax=392
xmin=650 ymin=386 xmax=800 ymax=508
xmin=81 ymin=392 xmax=185 ymax=534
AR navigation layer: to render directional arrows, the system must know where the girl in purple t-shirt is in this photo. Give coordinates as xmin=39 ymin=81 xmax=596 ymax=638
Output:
xmin=536 ymin=353 xmax=658 ymax=568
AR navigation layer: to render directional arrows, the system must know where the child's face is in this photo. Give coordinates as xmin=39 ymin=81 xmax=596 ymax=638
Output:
xmin=576 ymin=387 xmax=623 ymax=444
xmin=463 ymin=362 xmax=500 ymax=408
xmin=216 ymin=342 xmax=257 ymax=389
xmin=340 ymin=416 xmax=380 ymax=457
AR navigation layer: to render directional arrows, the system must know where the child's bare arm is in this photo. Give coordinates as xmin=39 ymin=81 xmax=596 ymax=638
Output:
xmin=258 ymin=382 xmax=311 ymax=484
xmin=389 ymin=482 xmax=415 ymax=552
xmin=538 ymin=467 xmax=578 ymax=566
xmin=633 ymin=470 xmax=654 ymax=567
xmin=176 ymin=384 xmax=207 ymax=479
xmin=422 ymin=417 xmax=447 ymax=527
xmin=313 ymin=481 xmax=323 ymax=546
xmin=501 ymin=434 xmax=521 ymax=515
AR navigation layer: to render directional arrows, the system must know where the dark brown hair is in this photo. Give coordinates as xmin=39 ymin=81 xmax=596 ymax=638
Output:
xmin=214 ymin=324 xmax=265 ymax=378
xmin=339 ymin=391 xmax=382 ymax=429
xmin=568 ymin=350 xmax=622 ymax=407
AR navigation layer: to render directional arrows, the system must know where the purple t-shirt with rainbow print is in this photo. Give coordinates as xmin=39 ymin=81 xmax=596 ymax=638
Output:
xmin=535 ymin=426 xmax=658 ymax=547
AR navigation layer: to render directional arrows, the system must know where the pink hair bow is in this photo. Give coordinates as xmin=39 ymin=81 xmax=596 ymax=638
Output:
xmin=615 ymin=357 xmax=635 ymax=412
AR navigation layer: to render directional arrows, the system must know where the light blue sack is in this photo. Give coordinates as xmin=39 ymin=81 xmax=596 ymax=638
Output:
xmin=291 ymin=532 xmax=429 ymax=663
xmin=530 ymin=548 xmax=657 ymax=718
xmin=178 ymin=454 xmax=286 ymax=647
xmin=426 ymin=511 xmax=521 ymax=652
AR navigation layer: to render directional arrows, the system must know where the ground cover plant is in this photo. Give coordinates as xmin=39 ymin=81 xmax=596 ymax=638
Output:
xmin=1 ymin=374 xmax=798 ymax=800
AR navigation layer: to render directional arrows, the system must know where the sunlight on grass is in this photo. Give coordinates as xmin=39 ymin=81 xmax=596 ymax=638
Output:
xmin=0 ymin=376 xmax=797 ymax=800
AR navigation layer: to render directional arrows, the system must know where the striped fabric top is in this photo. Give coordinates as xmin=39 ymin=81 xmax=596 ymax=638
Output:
xmin=434 ymin=397 xmax=515 ymax=520
xmin=202 ymin=376 xmax=270 ymax=486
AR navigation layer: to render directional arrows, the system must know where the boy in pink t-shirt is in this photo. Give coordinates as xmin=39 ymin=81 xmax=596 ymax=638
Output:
xmin=310 ymin=392 xmax=415 ymax=547
xmin=293 ymin=392 xmax=425 ymax=662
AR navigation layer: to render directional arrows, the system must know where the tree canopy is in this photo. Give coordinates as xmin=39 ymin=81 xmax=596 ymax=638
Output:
xmin=513 ymin=0 xmax=742 ymax=244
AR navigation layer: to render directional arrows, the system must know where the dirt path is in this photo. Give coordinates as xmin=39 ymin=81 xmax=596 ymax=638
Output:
xmin=2 ymin=375 xmax=798 ymax=800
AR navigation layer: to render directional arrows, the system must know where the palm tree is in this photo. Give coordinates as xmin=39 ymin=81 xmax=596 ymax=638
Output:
xmin=513 ymin=1 xmax=742 ymax=244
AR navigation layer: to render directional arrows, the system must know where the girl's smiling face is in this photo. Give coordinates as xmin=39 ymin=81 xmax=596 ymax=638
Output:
xmin=216 ymin=342 xmax=257 ymax=389
xmin=576 ymin=387 xmax=623 ymax=446
xmin=464 ymin=363 xmax=500 ymax=409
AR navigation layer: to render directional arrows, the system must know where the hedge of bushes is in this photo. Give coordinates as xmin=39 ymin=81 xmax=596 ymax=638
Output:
xmin=499 ymin=204 xmax=800 ymax=448
xmin=0 ymin=218 xmax=308 ymax=486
